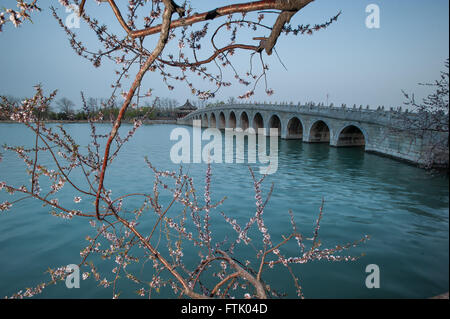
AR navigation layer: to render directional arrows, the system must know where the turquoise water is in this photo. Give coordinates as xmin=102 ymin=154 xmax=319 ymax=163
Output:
xmin=0 ymin=123 xmax=448 ymax=298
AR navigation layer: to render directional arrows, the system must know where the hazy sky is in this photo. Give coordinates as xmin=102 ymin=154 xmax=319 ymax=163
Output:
xmin=0 ymin=0 xmax=448 ymax=109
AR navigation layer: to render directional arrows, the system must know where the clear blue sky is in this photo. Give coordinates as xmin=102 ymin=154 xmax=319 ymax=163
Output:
xmin=0 ymin=0 xmax=448 ymax=109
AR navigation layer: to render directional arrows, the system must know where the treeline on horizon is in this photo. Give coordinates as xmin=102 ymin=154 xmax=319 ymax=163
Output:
xmin=0 ymin=96 xmax=184 ymax=121
xmin=0 ymin=95 xmax=248 ymax=121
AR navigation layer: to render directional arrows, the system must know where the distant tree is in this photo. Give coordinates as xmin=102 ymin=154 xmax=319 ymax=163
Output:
xmin=193 ymin=99 xmax=207 ymax=109
xmin=206 ymin=100 xmax=226 ymax=107
xmin=74 ymin=110 xmax=88 ymax=121
xmin=86 ymin=97 xmax=98 ymax=113
xmin=56 ymin=97 xmax=75 ymax=119
xmin=159 ymin=97 xmax=179 ymax=109
xmin=227 ymin=96 xmax=237 ymax=105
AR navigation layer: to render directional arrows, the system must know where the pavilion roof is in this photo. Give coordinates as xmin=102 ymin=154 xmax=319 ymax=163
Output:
xmin=177 ymin=99 xmax=197 ymax=111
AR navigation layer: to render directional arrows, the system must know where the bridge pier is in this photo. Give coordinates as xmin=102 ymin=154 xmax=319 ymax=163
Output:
xmin=329 ymin=136 xmax=338 ymax=147
xmin=281 ymin=126 xmax=287 ymax=139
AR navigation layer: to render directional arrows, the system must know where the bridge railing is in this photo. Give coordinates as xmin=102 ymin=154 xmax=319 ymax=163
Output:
xmin=186 ymin=103 xmax=416 ymax=114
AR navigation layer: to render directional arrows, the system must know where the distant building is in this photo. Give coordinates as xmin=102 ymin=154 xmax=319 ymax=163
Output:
xmin=175 ymin=99 xmax=197 ymax=118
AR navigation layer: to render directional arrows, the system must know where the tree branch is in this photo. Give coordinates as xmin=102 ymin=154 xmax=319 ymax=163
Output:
xmin=94 ymin=1 xmax=176 ymax=220
xmin=158 ymin=43 xmax=259 ymax=67
xmin=217 ymin=249 xmax=267 ymax=299
xmin=130 ymin=0 xmax=314 ymax=39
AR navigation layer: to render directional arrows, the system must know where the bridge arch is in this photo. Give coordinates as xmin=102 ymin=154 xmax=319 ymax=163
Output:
xmin=286 ymin=116 xmax=304 ymax=139
xmin=268 ymin=114 xmax=282 ymax=136
xmin=229 ymin=111 xmax=237 ymax=128
xmin=240 ymin=111 xmax=249 ymax=130
xmin=253 ymin=112 xmax=264 ymax=132
xmin=218 ymin=112 xmax=226 ymax=129
xmin=335 ymin=124 xmax=367 ymax=148
xmin=210 ymin=113 xmax=217 ymax=128
xmin=308 ymin=120 xmax=331 ymax=143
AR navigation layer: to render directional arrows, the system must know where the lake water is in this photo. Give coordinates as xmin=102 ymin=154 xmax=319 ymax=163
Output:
xmin=0 ymin=123 xmax=448 ymax=299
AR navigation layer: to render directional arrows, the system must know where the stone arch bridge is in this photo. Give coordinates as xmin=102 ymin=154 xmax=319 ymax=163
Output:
xmin=177 ymin=103 xmax=426 ymax=165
